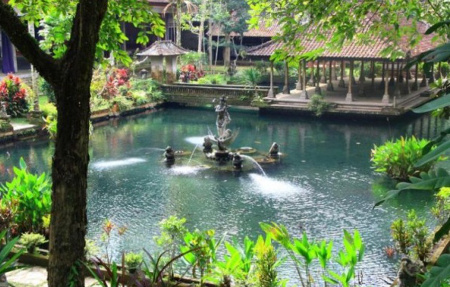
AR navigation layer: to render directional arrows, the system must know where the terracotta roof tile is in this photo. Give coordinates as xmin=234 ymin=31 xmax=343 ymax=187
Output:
xmin=247 ymin=21 xmax=440 ymax=60
xmin=209 ymin=21 xmax=281 ymax=37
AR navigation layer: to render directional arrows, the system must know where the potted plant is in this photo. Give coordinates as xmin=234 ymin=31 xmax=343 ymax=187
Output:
xmin=19 ymin=233 xmax=47 ymax=254
xmin=124 ymin=252 xmax=143 ymax=274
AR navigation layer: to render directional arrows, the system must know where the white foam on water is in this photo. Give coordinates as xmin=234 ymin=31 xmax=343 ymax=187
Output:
xmin=169 ymin=165 xmax=207 ymax=175
xmin=91 ymin=158 xmax=146 ymax=169
xmin=247 ymin=174 xmax=306 ymax=197
xmin=185 ymin=136 xmax=207 ymax=145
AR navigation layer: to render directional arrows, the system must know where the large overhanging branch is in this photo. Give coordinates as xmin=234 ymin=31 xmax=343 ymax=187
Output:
xmin=0 ymin=1 xmax=60 ymax=84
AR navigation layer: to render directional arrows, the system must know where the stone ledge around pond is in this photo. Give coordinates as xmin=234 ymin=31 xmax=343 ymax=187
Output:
xmin=0 ymin=102 xmax=162 ymax=145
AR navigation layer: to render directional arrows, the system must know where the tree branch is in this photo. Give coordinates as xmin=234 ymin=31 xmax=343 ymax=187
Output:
xmin=0 ymin=1 xmax=60 ymax=84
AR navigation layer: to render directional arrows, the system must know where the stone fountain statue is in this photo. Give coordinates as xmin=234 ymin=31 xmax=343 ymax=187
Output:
xmin=215 ymin=96 xmax=231 ymax=139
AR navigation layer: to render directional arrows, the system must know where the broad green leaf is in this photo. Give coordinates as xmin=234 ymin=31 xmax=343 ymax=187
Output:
xmin=415 ymin=140 xmax=450 ymax=167
xmin=433 ymin=217 xmax=450 ymax=243
xmin=422 ymin=254 xmax=450 ymax=287
xmin=413 ymin=94 xmax=450 ymax=113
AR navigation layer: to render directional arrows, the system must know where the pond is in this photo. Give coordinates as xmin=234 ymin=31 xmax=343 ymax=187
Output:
xmin=0 ymin=107 xmax=444 ymax=285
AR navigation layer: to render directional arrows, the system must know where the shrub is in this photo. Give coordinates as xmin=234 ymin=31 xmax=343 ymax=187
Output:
xmin=370 ymin=136 xmax=439 ymax=181
xmin=124 ymin=252 xmax=143 ymax=271
xmin=0 ymin=74 xmax=33 ymax=117
xmin=38 ymin=78 xmax=56 ymax=103
xmin=308 ymin=94 xmax=331 ymax=116
xmin=19 ymin=232 xmax=47 ymax=253
xmin=0 ymin=157 xmax=52 ymax=233
xmin=254 ymin=60 xmax=269 ymax=75
xmin=41 ymin=102 xmax=57 ymax=118
xmin=113 ymin=95 xmax=134 ymax=111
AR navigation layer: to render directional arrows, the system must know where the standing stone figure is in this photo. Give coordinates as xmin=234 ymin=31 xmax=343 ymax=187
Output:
xmin=215 ymin=96 xmax=231 ymax=138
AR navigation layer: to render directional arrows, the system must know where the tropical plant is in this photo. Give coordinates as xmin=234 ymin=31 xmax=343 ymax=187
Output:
xmin=371 ymin=136 xmax=438 ymax=181
xmin=407 ymin=210 xmax=432 ymax=263
xmin=421 ymin=254 xmax=450 ymax=287
xmin=0 ymin=157 xmax=52 ymax=233
xmin=391 ymin=218 xmax=412 ymax=255
xmin=44 ymin=115 xmax=57 ymax=140
xmin=432 ymin=187 xmax=450 ymax=225
xmin=19 ymin=232 xmax=47 ymax=254
xmin=181 ymin=229 xmax=223 ymax=285
xmin=100 ymin=219 xmax=127 ymax=265
xmin=124 ymin=252 xmax=143 ymax=272
xmin=308 ymin=94 xmax=331 ymax=116
xmin=86 ymin=256 xmax=128 ymax=287
xmin=0 ymin=74 xmax=32 ymax=117
xmin=254 ymin=235 xmax=284 ymax=287
xmin=212 ymin=236 xmax=255 ymax=286
xmin=0 ymin=230 xmax=25 ymax=277
xmin=38 ymin=77 xmax=56 ymax=103
xmin=260 ymin=222 xmax=364 ymax=287
xmin=255 ymin=60 xmax=269 ymax=75
xmin=40 ymin=102 xmax=57 ymax=118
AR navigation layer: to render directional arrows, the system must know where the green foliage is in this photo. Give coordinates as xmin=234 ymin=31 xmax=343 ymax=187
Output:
xmin=391 ymin=218 xmax=412 ymax=254
xmin=0 ymin=230 xmax=25 ymax=276
xmin=113 ymin=95 xmax=134 ymax=111
xmin=375 ymin=168 xmax=450 ymax=207
xmin=180 ymin=52 xmax=207 ymax=67
xmin=422 ymin=254 xmax=450 ymax=287
xmin=254 ymin=235 xmax=283 ymax=287
xmin=13 ymin=0 xmax=165 ymax=66
xmin=124 ymin=252 xmax=143 ymax=270
xmin=40 ymin=102 xmax=57 ymax=118
xmin=260 ymin=222 xmax=364 ymax=287
xmin=308 ymin=94 xmax=331 ymax=117
xmin=0 ymin=74 xmax=32 ymax=117
xmin=407 ymin=210 xmax=432 ymax=263
xmin=44 ymin=115 xmax=57 ymax=140
xmin=181 ymin=229 xmax=222 ymax=283
xmin=432 ymin=187 xmax=450 ymax=225
xmin=371 ymin=136 xmax=438 ymax=181
xmin=38 ymin=77 xmax=56 ymax=103
xmin=0 ymin=157 xmax=52 ymax=233
xmin=255 ymin=60 xmax=269 ymax=75
xmin=19 ymin=232 xmax=47 ymax=253
xmin=238 ymin=68 xmax=262 ymax=88
xmin=195 ymin=74 xmax=228 ymax=85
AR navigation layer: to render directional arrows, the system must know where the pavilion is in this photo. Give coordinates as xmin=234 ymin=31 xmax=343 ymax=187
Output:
xmin=246 ymin=21 xmax=441 ymax=117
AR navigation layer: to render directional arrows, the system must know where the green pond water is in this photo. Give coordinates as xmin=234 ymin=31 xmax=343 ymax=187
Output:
xmin=0 ymin=107 xmax=445 ymax=285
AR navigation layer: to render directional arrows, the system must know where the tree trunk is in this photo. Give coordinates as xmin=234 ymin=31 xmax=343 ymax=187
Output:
xmin=223 ymin=33 xmax=231 ymax=68
xmin=0 ymin=1 xmax=107 ymax=286
xmin=176 ymin=0 xmax=182 ymax=46
xmin=197 ymin=0 xmax=206 ymax=54
xmin=208 ymin=5 xmax=212 ymax=70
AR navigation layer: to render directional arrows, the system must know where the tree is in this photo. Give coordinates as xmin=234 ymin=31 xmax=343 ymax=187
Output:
xmin=0 ymin=1 xmax=163 ymax=286
xmin=247 ymin=0 xmax=448 ymax=61
xmin=164 ymin=0 xmax=197 ymax=46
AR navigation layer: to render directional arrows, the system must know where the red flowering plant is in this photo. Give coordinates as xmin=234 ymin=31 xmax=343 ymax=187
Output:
xmin=99 ymin=68 xmax=131 ymax=100
xmin=0 ymin=74 xmax=33 ymax=117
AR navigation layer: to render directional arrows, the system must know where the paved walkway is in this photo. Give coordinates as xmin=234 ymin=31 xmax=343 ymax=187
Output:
xmin=6 ymin=267 xmax=100 ymax=287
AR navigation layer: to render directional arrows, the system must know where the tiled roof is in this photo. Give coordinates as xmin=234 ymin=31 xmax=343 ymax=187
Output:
xmin=209 ymin=21 xmax=281 ymax=37
xmin=247 ymin=21 xmax=439 ymax=60
xmin=137 ymin=40 xmax=189 ymax=56
xmin=148 ymin=0 xmax=169 ymax=5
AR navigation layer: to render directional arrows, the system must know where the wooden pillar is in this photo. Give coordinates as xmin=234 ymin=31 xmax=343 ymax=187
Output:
xmin=379 ymin=61 xmax=385 ymax=90
xmin=296 ymin=60 xmax=302 ymax=91
xmin=321 ymin=61 xmax=326 ymax=83
xmin=308 ymin=62 xmax=315 ymax=86
xmin=359 ymin=60 xmax=365 ymax=83
xmin=315 ymin=60 xmax=322 ymax=94
xmin=345 ymin=60 xmax=353 ymax=102
xmin=389 ymin=62 xmax=395 ymax=86
xmin=371 ymin=61 xmax=375 ymax=87
xmin=331 ymin=61 xmax=337 ymax=80
xmin=338 ymin=60 xmax=345 ymax=88
xmin=429 ymin=63 xmax=435 ymax=84
xmin=382 ymin=62 xmax=390 ymax=104
xmin=300 ymin=59 xmax=308 ymax=100
xmin=411 ymin=62 xmax=418 ymax=91
xmin=420 ymin=63 xmax=428 ymax=87
xmin=268 ymin=60 xmax=274 ymax=97
xmin=327 ymin=60 xmax=334 ymax=91
xmin=283 ymin=61 xmax=290 ymax=94
xmin=402 ymin=61 xmax=411 ymax=95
